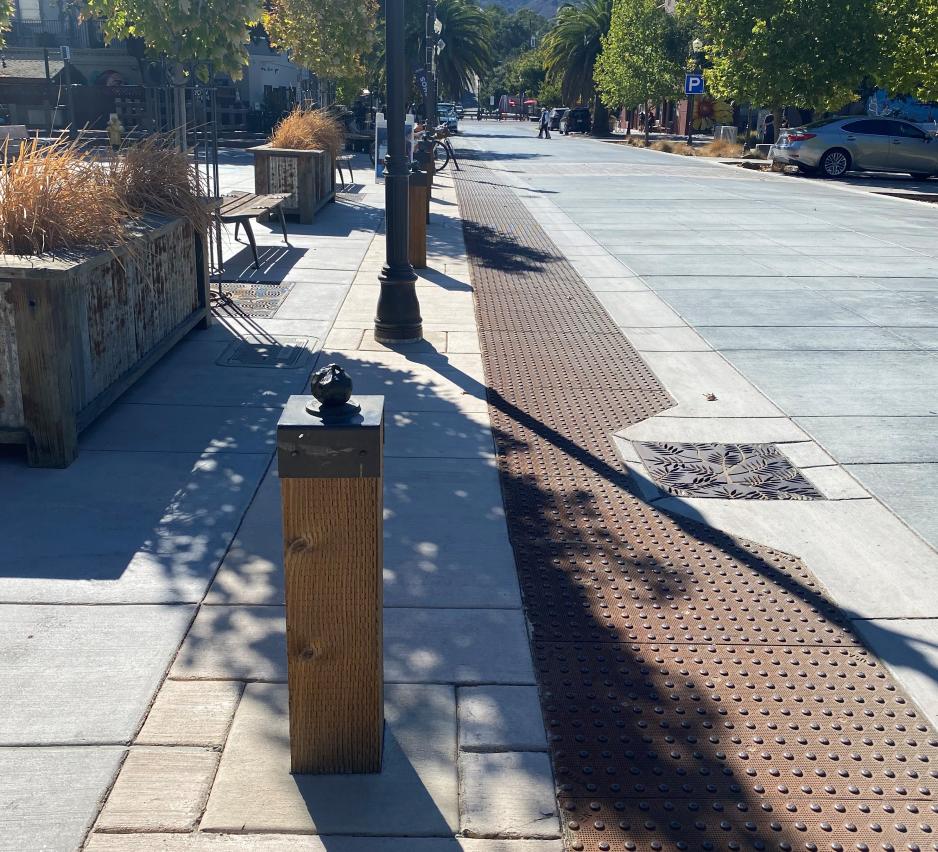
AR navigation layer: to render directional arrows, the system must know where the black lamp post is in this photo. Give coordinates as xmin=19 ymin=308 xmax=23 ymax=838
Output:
xmin=375 ymin=0 xmax=423 ymax=343
xmin=425 ymin=0 xmax=439 ymax=124
xmin=685 ymin=37 xmax=704 ymax=146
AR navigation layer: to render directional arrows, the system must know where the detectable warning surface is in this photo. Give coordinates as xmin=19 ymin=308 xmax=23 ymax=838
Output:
xmin=454 ymin=163 xmax=937 ymax=852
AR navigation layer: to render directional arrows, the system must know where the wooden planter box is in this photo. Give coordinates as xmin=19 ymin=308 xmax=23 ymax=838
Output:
xmin=251 ymin=145 xmax=336 ymax=224
xmin=0 ymin=216 xmax=210 ymax=468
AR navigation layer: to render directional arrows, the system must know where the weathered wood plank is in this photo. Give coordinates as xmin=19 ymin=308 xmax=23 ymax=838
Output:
xmin=280 ymin=474 xmax=384 ymax=774
xmin=10 ymin=276 xmax=78 ymax=467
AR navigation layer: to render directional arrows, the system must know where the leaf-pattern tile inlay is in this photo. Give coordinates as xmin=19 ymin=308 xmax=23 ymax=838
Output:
xmin=633 ymin=441 xmax=823 ymax=500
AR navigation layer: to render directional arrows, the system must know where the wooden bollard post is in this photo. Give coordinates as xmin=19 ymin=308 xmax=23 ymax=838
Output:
xmin=277 ymin=364 xmax=384 ymax=774
xmin=409 ymin=168 xmax=429 ymax=269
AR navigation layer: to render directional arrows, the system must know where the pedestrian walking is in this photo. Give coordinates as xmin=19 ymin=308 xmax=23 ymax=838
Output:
xmin=538 ymin=107 xmax=551 ymax=139
xmin=638 ymin=107 xmax=646 ymax=131
xmin=762 ymin=112 xmax=775 ymax=144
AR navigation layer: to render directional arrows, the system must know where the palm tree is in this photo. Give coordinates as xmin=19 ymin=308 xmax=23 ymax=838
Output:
xmin=370 ymin=0 xmax=493 ymax=105
xmin=542 ymin=0 xmax=613 ymax=136
xmin=435 ymin=0 xmax=494 ymax=101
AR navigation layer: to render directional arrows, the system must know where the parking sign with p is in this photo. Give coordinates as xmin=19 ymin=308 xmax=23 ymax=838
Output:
xmin=684 ymin=74 xmax=705 ymax=95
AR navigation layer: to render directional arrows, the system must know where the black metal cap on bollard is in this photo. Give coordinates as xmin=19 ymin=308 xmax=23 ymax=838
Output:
xmin=278 ymin=365 xmax=384 ymax=479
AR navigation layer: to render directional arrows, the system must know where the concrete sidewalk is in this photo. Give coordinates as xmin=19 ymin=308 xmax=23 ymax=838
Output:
xmin=0 ymin=155 xmax=560 ymax=850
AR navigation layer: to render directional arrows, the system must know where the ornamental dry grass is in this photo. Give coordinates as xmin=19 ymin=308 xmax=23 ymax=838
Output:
xmin=0 ymin=136 xmax=128 ymax=256
xmin=108 ymin=134 xmax=211 ymax=234
xmin=270 ymin=107 xmax=345 ymax=155
xmin=0 ymin=134 xmax=207 ymax=257
xmin=697 ymin=138 xmax=743 ymax=158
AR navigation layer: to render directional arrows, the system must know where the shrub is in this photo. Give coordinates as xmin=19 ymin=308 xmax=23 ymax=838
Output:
xmin=270 ymin=107 xmax=346 ymax=155
xmin=0 ymin=134 xmax=209 ymax=257
xmin=0 ymin=136 xmax=129 ymax=256
xmin=108 ymin=134 xmax=211 ymax=233
xmin=697 ymin=138 xmax=743 ymax=158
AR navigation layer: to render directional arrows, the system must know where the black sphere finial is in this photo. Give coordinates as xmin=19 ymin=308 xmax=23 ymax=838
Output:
xmin=307 ymin=364 xmax=360 ymax=420
xmin=311 ymin=364 xmax=353 ymax=407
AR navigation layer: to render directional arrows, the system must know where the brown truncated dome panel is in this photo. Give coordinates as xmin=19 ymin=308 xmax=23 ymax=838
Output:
xmin=454 ymin=163 xmax=937 ymax=852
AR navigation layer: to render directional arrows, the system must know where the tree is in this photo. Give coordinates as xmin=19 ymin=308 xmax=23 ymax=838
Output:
xmin=435 ymin=0 xmax=494 ymax=100
xmin=542 ymin=0 xmax=613 ymax=135
xmin=681 ymin=0 xmax=879 ymax=111
xmin=265 ymin=0 xmax=378 ymax=82
xmin=83 ymin=0 xmax=260 ymax=77
xmin=594 ymin=0 xmax=684 ymax=140
xmin=370 ymin=0 xmax=493 ymax=104
xmin=83 ymin=0 xmax=260 ymax=147
xmin=1 ymin=0 xmax=12 ymax=49
xmin=877 ymin=0 xmax=938 ymax=101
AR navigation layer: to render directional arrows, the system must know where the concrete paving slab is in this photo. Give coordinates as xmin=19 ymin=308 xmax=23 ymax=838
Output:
xmin=386 ymin=411 xmax=495 ymax=459
xmin=81 ymin=403 xmax=280 ymax=455
xmin=727 ymin=350 xmax=938 ymax=416
xmin=337 ymin=288 xmax=476 ymax=329
xmin=123 ymin=340 xmax=310 ymax=408
xmin=385 ymin=608 xmax=535 ymax=684
xmin=446 ymin=331 xmax=483 ymax=353
xmin=458 ymin=686 xmax=547 ymax=752
xmin=617 ymin=415 xmax=810 ymax=444
xmin=885 ymin=326 xmax=938 ymax=348
xmin=698 ymin=325 xmax=916 ymax=351
xmin=802 ymin=465 xmax=870 ymax=500
xmin=85 ymin=837 xmax=565 ymax=851
xmin=828 ymin=290 xmax=938 ymax=326
xmin=136 ymin=681 xmax=244 ymax=747
xmin=207 ymin=459 xmax=520 ymax=609
xmin=619 ymin=326 xmax=712 ymax=352
xmin=568 ymin=256 xmax=635 ymax=278
xmin=317 ymin=351 xmax=489 ymax=412
xmin=0 ymin=746 xmax=125 ymax=852
xmin=0 ymin=451 xmax=268 ymax=604
xmin=653 ymin=495 xmax=938 ymax=619
xmin=200 ymin=683 xmax=458 ymax=835
xmin=357 ymin=330 xmax=450 ymax=353
xmin=656 ymin=289 xmax=876 ymax=327
xmin=794 ymin=416 xmax=938 ymax=463
xmin=581 ymin=276 xmax=649 ymax=292
xmin=846 ymin=463 xmax=938 ymax=549
xmin=775 ymin=441 xmax=836 ymax=468
xmin=95 ymin=747 xmax=218 ymax=832
xmin=458 ymin=751 xmax=558 ymax=839
xmin=173 ymin=604 xmax=532 ymax=684
xmin=640 ymin=351 xmax=782 ymax=418
xmin=0 ymin=604 xmax=194 ymax=744
xmin=852 ymin=619 xmax=938 ymax=726
xmin=272 ymin=283 xmax=353 ymax=321
xmin=594 ymin=291 xmax=685 ymax=327
xmin=170 ymin=605 xmax=286 ymax=682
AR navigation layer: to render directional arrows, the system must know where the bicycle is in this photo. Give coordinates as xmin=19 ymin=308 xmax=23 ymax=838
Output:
xmin=429 ymin=123 xmax=460 ymax=171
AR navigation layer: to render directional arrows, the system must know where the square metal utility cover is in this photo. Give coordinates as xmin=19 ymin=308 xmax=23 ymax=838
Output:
xmin=211 ymin=281 xmax=294 ymax=318
xmin=633 ymin=441 xmax=822 ymax=500
xmin=216 ymin=337 xmax=314 ymax=369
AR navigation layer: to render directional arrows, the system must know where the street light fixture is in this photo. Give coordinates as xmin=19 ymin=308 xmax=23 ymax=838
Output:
xmin=685 ymin=38 xmax=705 ymax=146
xmin=375 ymin=0 xmax=423 ymax=343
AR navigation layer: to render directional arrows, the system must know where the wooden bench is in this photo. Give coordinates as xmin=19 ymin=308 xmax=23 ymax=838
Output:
xmin=218 ymin=191 xmax=291 ymax=271
xmin=336 ymin=154 xmax=356 ymax=188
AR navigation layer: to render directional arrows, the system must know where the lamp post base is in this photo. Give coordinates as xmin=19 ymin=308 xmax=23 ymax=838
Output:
xmin=375 ymin=264 xmax=423 ymax=343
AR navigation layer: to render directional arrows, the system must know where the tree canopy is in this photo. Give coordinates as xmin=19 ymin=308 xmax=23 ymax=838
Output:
xmin=0 ymin=0 xmax=12 ymax=49
xmin=82 ymin=0 xmax=261 ymax=76
xmin=594 ymin=0 xmax=683 ymax=118
xmin=877 ymin=0 xmax=938 ymax=101
xmin=265 ymin=0 xmax=378 ymax=82
xmin=683 ymin=0 xmax=880 ymax=110
xmin=541 ymin=0 xmax=612 ymax=106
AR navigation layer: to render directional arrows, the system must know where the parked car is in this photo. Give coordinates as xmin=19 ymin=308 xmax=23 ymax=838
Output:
xmin=561 ymin=106 xmax=591 ymax=134
xmin=455 ymin=105 xmax=465 ymax=118
xmin=436 ymin=103 xmax=459 ymax=133
xmin=770 ymin=116 xmax=938 ymax=179
xmin=548 ymin=107 xmax=568 ymax=131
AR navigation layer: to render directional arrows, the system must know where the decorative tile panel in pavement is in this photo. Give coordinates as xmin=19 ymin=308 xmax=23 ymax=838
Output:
xmin=634 ymin=441 xmax=823 ymax=500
